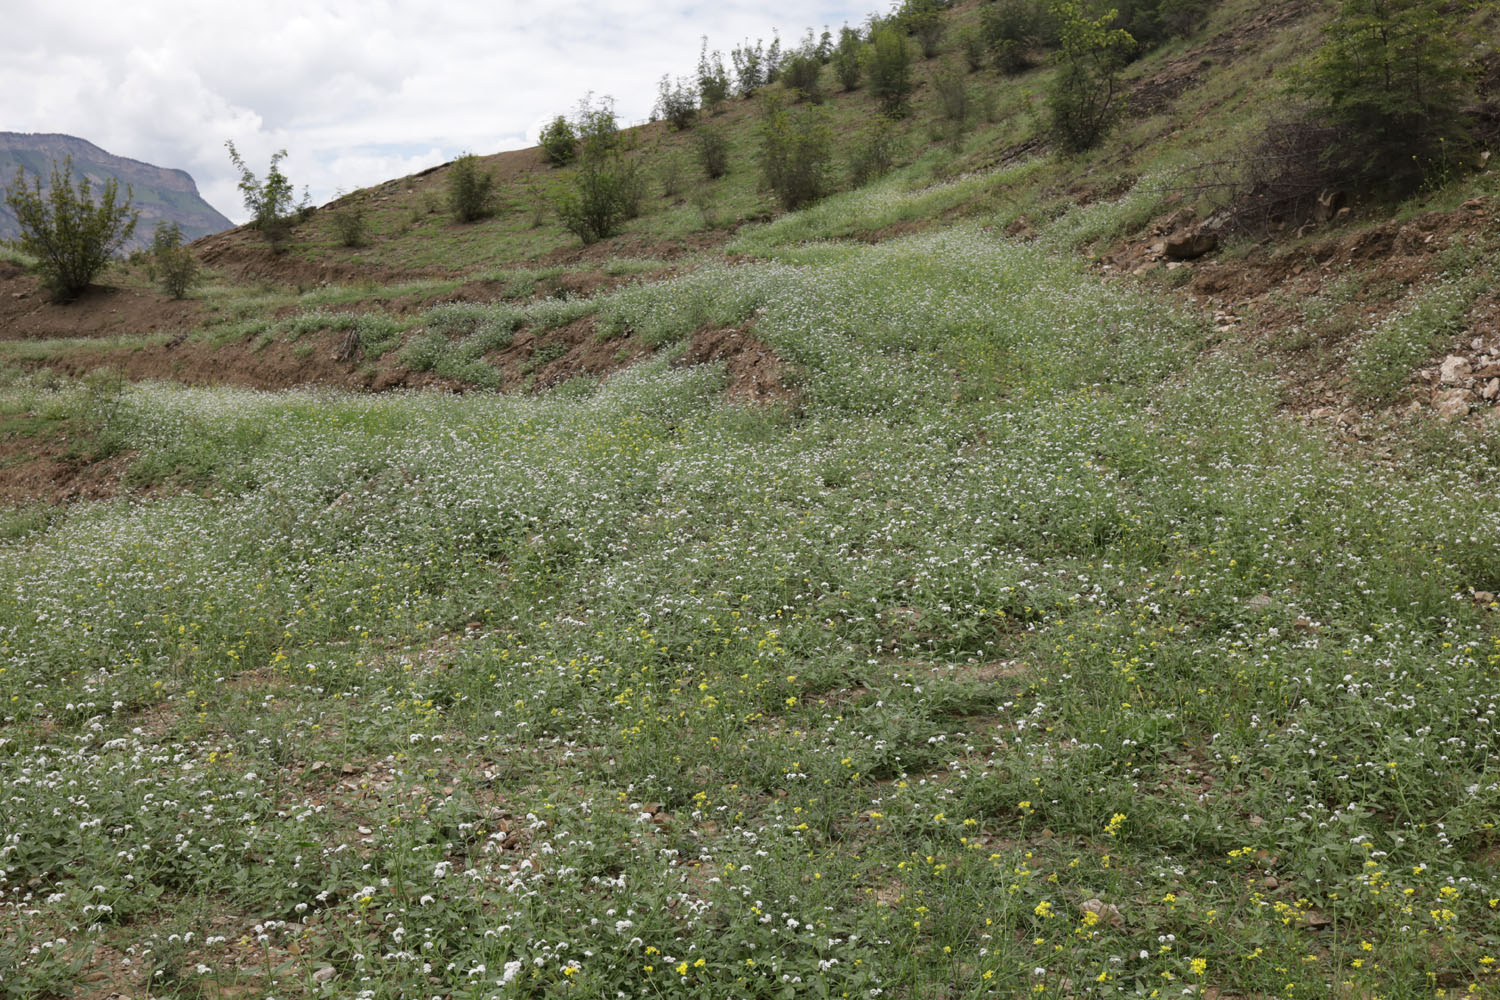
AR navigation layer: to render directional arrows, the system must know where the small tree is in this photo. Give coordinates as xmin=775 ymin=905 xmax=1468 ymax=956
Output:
xmin=869 ymin=27 xmax=915 ymax=116
xmin=448 ymin=153 xmax=495 ymax=223
xmin=149 ymin=221 xmax=198 ymax=299
xmin=732 ymin=40 xmax=767 ymax=97
xmin=329 ymin=197 xmax=369 ymax=247
xmin=1293 ymin=0 xmax=1474 ymax=193
xmin=655 ymin=75 xmax=699 ymax=130
xmin=540 ymin=116 xmax=578 ymax=166
xmin=1047 ymin=1 xmax=1135 ymax=154
xmin=847 ymin=115 xmax=906 ymax=186
xmin=832 ymin=27 xmax=866 ymax=90
xmin=697 ymin=40 xmax=733 ymax=113
xmin=782 ymin=47 xmax=825 ymax=103
xmin=695 ymin=124 xmax=732 ymax=179
xmin=760 ymin=93 xmax=834 ymax=211
xmin=3 ymin=156 xmax=138 ymax=302
xmin=931 ymin=57 xmax=973 ymax=135
xmin=555 ymin=95 xmax=641 ymax=244
xmin=983 ymin=0 xmax=1045 ymax=74
xmin=226 ymin=142 xmax=306 ymax=252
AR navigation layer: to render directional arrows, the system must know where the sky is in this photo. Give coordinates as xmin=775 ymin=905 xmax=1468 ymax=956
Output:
xmin=4 ymin=0 xmax=875 ymax=224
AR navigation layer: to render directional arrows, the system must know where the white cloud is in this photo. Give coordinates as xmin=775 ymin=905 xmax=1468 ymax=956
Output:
xmin=3 ymin=0 xmax=873 ymax=223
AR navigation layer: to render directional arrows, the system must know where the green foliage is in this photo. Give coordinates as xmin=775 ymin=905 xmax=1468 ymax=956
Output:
xmin=732 ymin=40 xmax=768 ymax=97
xmin=1048 ymin=1 xmax=1136 ymax=154
xmin=695 ymin=123 xmax=732 ymax=180
xmin=831 ymin=26 xmax=866 ymax=91
xmin=782 ymin=47 xmax=825 ymax=103
xmin=895 ymin=0 xmax=949 ymax=58
xmin=555 ymin=101 xmax=642 ymax=245
xmin=931 ymin=56 xmax=972 ymax=128
xmin=868 ymin=27 xmax=915 ymax=116
xmin=1349 ymin=276 xmax=1481 ymax=404
xmin=1292 ymin=0 xmax=1476 ymax=194
xmin=759 ymin=93 xmax=834 ymax=211
xmin=149 ymin=221 xmax=198 ymax=299
xmin=697 ymin=40 xmax=732 ymax=113
xmin=654 ymin=74 xmax=699 ymax=130
xmin=540 ymin=115 xmax=578 ymax=167
xmin=2 ymin=156 xmax=138 ymax=302
xmin=959 ymin=27 xmax=986 ymax=71
xmin=447 ymin=153 xmax=496 ymax=223
xmin=329 ymin=198 xmax=370 ymax=247
xmin=847 ymin=115 xmax=906 ymax=186
xmin=225 ymin=142 xmax=305 ymax=252
xmin=983 ymin=0 xmax=1052 ymax=74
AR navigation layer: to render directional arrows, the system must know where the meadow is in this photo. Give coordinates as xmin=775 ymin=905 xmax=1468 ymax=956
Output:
xmin=2 ymin=207 xmax=1498 ymax=999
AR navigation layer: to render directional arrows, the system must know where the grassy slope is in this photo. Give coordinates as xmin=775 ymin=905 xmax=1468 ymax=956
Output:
xmin=3 ymin=2 xmax=1500 ymax=999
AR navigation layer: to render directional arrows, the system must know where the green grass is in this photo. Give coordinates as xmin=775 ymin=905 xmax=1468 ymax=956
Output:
xmin=4 ymin=3 xmax=1500 ymax=998
xmin=3 ymin=220 xmax=1499 ymax=999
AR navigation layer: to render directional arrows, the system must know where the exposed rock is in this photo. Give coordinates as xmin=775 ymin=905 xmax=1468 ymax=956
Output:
xmin=1439 ymin=355 xmax=1472 ymax=384
xmin=1246 ymin=593 xmax=1274 ymax=612
xmin=314 ymin=966 xmax=337 ymax=984
xmin=1483 ymin=379 xmax=1500 ymax=402
xmin=1165 ymin=230 xmax=1219 ymax=261
xmin=1433 ymin=389 xmax=1471 ymax=422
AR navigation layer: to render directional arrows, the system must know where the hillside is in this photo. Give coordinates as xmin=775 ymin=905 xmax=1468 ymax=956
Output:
xmin=1 ymin=1 xmax=1498 ymax=998
xmin=0 ymin=132 xmax=232 ymax=250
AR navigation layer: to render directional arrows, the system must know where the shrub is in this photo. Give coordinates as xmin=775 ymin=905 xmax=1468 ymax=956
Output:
xmin=576 ymin=95 xmax=622 ymax=160
xmin=869 ymin=28 xmax=915 ymax=116
xmin=555 ymin=159 xmax=642 ymax=242
xmin=655 ymin=75 xmax=699 ymax=130
xmin=760 ymin=93 xmax=834 ymax=211
xmin=657 ymin=153 xmax=686 ymax=199
xmin=982 ymin=0 xmax=1046 ymax=74
xmin=2 ymin=156 xmax=138 ymax=302
xmin=447 ymin=153 xmax=496 ymax=223
xmin=329 ymin=199 xmax=369 ymax=247
xmin=540 ymin=116 xmax=578 ymax=166
xmin=1292 ymin=0 xmax=1474 ymax=194
xmin=732 ymin=41 xmax=767 ymax=97
xmin=847 ymin=116 xmax=906 ymax=186
xmin=149 ymin=221 xmax=198 ymax=299
xmin=1048 ymin=1 xmax=1135 ymax=154
xmin=695 ymin=124 xmax=732 ymax=179
xmin=782 ymin=47 xmax=825 ymax=103
xmin=959 ymin=28 xmax=986 ymax=71
xmin=225 ymin=142 xmax=306 ymax=252
xmin=832 ymin=27 xmax=866 ymax=91
xmin=697 ymin=40 xmax=732 ymax=112
xmin=931 ymin=56 xmax=972 ymax=126
xmin=896 ymin=0 xmax=948 ymax=59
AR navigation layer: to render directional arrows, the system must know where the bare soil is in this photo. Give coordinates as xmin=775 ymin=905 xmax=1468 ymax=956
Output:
xmin=0 ymin=261 xmax=203 ymax=340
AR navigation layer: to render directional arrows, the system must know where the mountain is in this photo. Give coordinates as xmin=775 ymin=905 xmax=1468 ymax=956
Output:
xmin=0 ymin=132 xmax=231 ymax=251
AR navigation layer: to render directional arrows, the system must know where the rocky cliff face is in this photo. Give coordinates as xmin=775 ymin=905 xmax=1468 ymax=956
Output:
xmin=0 ymin=133 xmax=232 ymax=251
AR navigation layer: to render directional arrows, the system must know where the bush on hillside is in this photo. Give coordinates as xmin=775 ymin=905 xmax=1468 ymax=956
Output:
xmin=959 ymin=28 xmax=985 ymax=72
xmin=895 ymin=0 xmax=949 ymax=58
xmin=832 ymin=27 xmax=866 ymax=90
xmin=447 ymin=153 xmax=496 ymax=223
xmin=982 ymin=0 xmax=1051 ymax=74
xmin=540 ymin=116 xmax=578 ymax=167
xmin=869 ymin=27 xmax=915 ymax=116
xmin=148 ymin=221 xmax=198 ymax=299
xmin=932 ymin=56 xmax=972 ymax=127
xmin=3 ymin=156 xmax=139 ymax=302
xmin=1292 ymin=0 xmax=1475 ymax=195
xmin=697 ymin=41 xmax=733 ymax=113
xmin=1048 ymin=1 xmax=1135 ymax=154
xmin=782 ymin=47 xmax=825 ymax=103
xmin=329 ymin=198 xmax=369 ymax=247
xmin=732 ymin=40 xmax=768 ymax=97
xmin=226 ymin=142 xmax=307 ymax=253
xmin=760 ymin=93 xmax=834 ymax=211
xmin=847 ymin=115 xmax=906 ymax=186
xmin=655 ymin=75 xmax=699 ymax=130
xmin=695 ymin=123 xmax=732 ymax=179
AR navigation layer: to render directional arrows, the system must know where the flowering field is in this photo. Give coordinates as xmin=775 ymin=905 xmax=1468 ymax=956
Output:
xmin=2 ymin=227 xmax=1498 ymax=999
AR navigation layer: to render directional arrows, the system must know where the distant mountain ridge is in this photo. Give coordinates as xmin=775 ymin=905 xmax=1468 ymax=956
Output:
xmin=0 ymin=132 xmax=231 ymax=251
